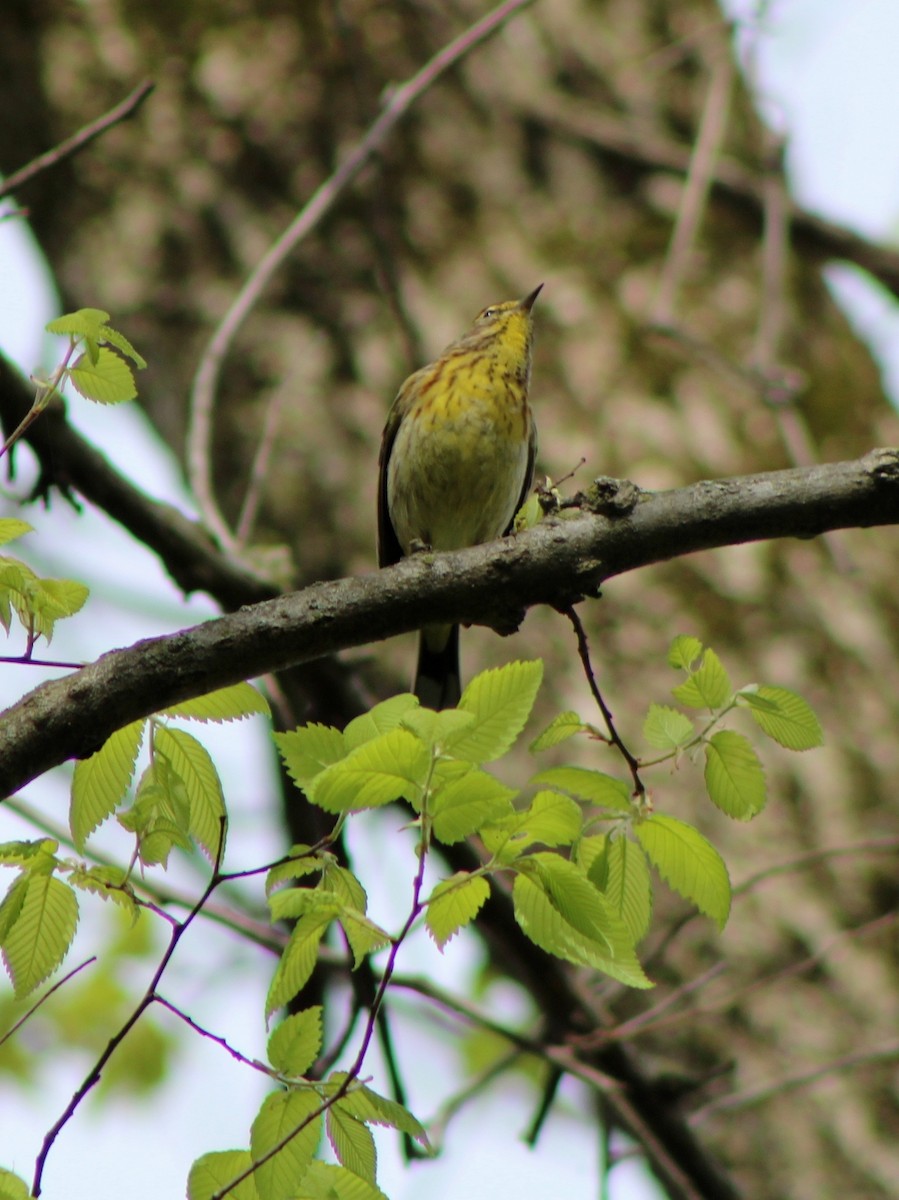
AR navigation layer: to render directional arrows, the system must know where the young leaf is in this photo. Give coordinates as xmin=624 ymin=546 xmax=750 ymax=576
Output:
xmin=447 ymin=660 xmax=544 ymax=763
xmin=327 ymin=1076 xmax=429 ymax=1145
xmin=0 ymin=1168 xmax=31 ymax=1200
xmin=529 ymin=711 xmax=587 ymax=752
xmin=0 ymin=874 xmax=28 ymax=942
xmin=338 ymin=909 xmax=391 ymax=966
xmin=70 ymin=719 xmax=145 ymax=850
xmin=188 ymin=1150 xmax=260 ymax=1200
xmin=327 ymin=1104 xmax=377 ymax=1184
xmin=288 ymin=1160 xmax=388 ymax=1200
xmin=667 ymin=634 xmax=703 ymax=670
xmin=154 ymin=726 xmax=226 ymax=861
xmin=1 ymin=874 xmax=79 ymax=996
xmin=426 ymin=873 xmax=490 ymax=949
xmin=344 ymin=694 xmax=420 ymax=750
xmin=98 ymin=322 xmax=148 ymax=368
xmin=671 ymin=648 xmax=731 ymax=709
xmin=265 ymin=913 xmax=333 ymax=1016
xmin=430 ymin=770 xmax=517 ymax=844
xmin=249 ymin=1089 xmax=321 ymax=1200
xmin=268 ymin=1007 xmax=323 ymax=1076
xmin=704 ymin=730 xmax=767 ymax=820
xmin=642 ymin=703 xmax=694 ymax=751
xmin=598 ymin=834 xmax=653 ymax=943
xmin=308 ymin=729 xmax=430 ymax=813
xmin=47 ymin=307 xmax=110 ymax=339
xmin=400 ymin=706 xmax=474 ymax=747
xmin=67 ymin=864 xmax=137 ymax=921
xmin=68 ymin=346 xmax=137 ymax=403
xmin=531 ymin=766 xmax=631 ymax=812
xmin=0 ymin=519 xmax=33 ymax=547
xmin=162 ymin=682 xmax=270 ymax=723
xmin=0 ymin=838 xmax=60 ymax=869
xmin=635 ymin=814 xmax=731 ymax=930
xmin=740 ymin=685 xmax=823 ymax=750
xmin=275 ymin=724 xmax=346 ymax=791
xmin=266 ymin=847 xmax=323 ymax=895
xmin=28 ymin=577 xmax=90 ymax=643
xmin=482 ymin=790 xmax=583 ymax=855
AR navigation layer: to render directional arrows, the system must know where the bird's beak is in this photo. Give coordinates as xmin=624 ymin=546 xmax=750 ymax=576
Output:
xmin=520 ymin=283 xmax=544 ymax=312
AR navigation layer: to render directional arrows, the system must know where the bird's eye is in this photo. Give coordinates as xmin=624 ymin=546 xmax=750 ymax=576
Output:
xmin=481 ymin=307 xmax=497 ymax=319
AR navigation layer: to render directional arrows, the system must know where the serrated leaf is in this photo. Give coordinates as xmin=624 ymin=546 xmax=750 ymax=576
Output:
xmin=68 ymin=864 xmax=137 ymax=921
xmin=266 ymin=913 xmax=332 ymax=1016
xmin=275 ymin=725 xmax=346 ymax=791
xmin=704 ymin=730 xmax=767 ymax=820
xmin=250 ymin=1089 xmax=321 ymax=1200
xmin=266 ymin=847 xmax=323 ymax=895
xmin=344 ymin=694 xmax=420 ymax=750
xmin=70 ymin=719 xmax=145 ymax=850
xmin=98 ymin=323 xmax=147 ymax=368
xmin=327 ymin=1105 xmax=377 ymax=1184
xmin=154 ymin=726 xmax=226 ymax=861
xmin=1 ymin=874 xmax=79 ymax=996
xmin=667 ymin=634 xmax=703 ymax=670
xmin=598 ymin=835 xmax=652 ymax=943
xmin=431 ymin=770 xmax=517 ymax=844
xmin=642 ymin=703 xmax=694 ymax=750
xmin=68 ymin=346 xmax=137 ymax=403
xmin=338 ymin=909 xmax=391 ymax=967
xmin=308 ymin=729 xmax=429 ymax=813
xmin=327 ymin=1076 xmax=428 ymax=1144
xmin=400 ymin=706 xmax=474 ymax=747
xmin=46 ymin=307 xmax=110 ymax=338
xmin=0 ymin=519 xmax=33 ymax=547
xmin=529 ymin=711 xmax=587 ymax=752
xmin=446 ymin=660 xmax=544 ymax=763
xmin=268 ymin=1007 xmax=323 ymax=1076
xmin=290 ymin=1161 xmax=389 ymax=1200
xmin=0 ymin=838 xmax=59 ymax=868
xmin=28 ymin=577 xmax=90 ymax=643
xmin=268 ymin=889 xmax=339 ymax=923
xmin=0 ymin=873 xmax=28 ymax=942
xmin=514 ymin=790 xmax=584 ymax=847
xmin=0 ymin=1168 xmax=30 ymax=1200
xmin=426 ymin=873 xmax=490 ymax=949
xmin=635 ymin=814 xmax=730 ymax=930
xmin=531 ymin=766 xmax=631 ymax=812
xmin=188 ymin=1151 xmax=260 ymax=1200
xmin=162 ymin=682 xmax=270 ymax=723
xmin=671 ymin=648 xmax=731 ymax=709
xmin=741 ymin=685 xmax=823 ymax=750
xmin=511 ymin=872 xmax=651 ymax=988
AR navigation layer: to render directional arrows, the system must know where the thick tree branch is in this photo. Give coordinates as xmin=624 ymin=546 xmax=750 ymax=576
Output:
xmin=0 ymin=449 xmax=896 ymax=798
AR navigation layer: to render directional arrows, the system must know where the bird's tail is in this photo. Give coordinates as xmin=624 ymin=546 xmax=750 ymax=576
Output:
xmin=414 ymin=624 xmax=461 ymax=710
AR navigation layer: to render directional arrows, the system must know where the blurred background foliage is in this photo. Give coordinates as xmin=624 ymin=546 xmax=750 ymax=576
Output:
xmin=2 ymin=1 xmax=899 ymax=1197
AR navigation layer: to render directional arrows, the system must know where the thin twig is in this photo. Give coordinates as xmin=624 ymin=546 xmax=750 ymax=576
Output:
xmin=235 ymin=389 xmax=288 ymax=547
xmin=564 ymin=607 xmax=645 ymax=799
xmin=186 ymin=0 xmax=537 ymax=549
xmin=0 ymin=958 xmax=96 ymax=1050
xmin=0 ymin=81 xmax=155 ymax=200
xmin=154 ymin=995 xmax=277 ymax=1077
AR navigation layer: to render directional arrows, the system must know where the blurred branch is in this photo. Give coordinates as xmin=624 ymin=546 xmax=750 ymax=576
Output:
xmin=186 ymin=0 xmax=538 ymax=550
xmin=0 ymin=448 xmax=897 ymax=797
xmin=0 ymin=80 xmax=155 ymax=201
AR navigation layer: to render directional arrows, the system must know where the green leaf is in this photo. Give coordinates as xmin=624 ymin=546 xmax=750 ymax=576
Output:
xmin=275 ymin=725 xmax=346 ymax=791
xmin=154 ymin=726 xmax=226 ymax=861
xmin=344 ymin=694 xmax=420 ymax=750
xmin=162 ymin=682 xmax=270 ymax=723
xmin=0 ymin=874 xmax=28 ymax=942
xmin=513 ymin=790 xmax=584 ymax=847
xmin=266 ymin=913 xmax=332 ymax=1016
xmin=268 ymin=1007 xmax=323 ymax=1077
xmin=512 ymin=871 xmax=651 ymax=988
xmin=704 ymin=730 xmax=767 ymax=820
xmin=118 ymin=757 xmax=193 ymax=868
xmin=287 ymin=1161 xmax=388 ymax=1200
xmin=447 ymin=660 xmax=544 ymax=763
xmin=426 ymin=873 xmax=490 ymax=949
xmin=740 ymin=685 xmax=823 ymax=750
xmin=431 ymin=769 xmax=517 ymax=844
xmin=98 ymin=322 xmax=147 ymax=368
xmin=642 ymin=703 xmax=694 ymax=751
xmin=47 ymin=307 xmax=110 ymax=339
xmin=188 ymin=1151 xmax=260 ymax=1200
xmin=0 ymin=838 xmax=59 ymax=868
xmin=28 ymin=577 xmax=90 ymax=643
xmin=671 ymin=648 xmax=731 ymax=709
xmin=400 ymin=706 xmax=474 ymax=747
xmin=70 ymin=719 xmax=145 ymax=850
xmin=266 ymin=847 xmax=323 ymax=895
xmin=0 ymin=1168 xmax=31 ymax=1200
xmin=529 ymin=711 xmax=587 ymax=752
xmin=531 ymin=766 xmax=631 ymax=812
xmin=327 ymin=1076 xmax=428 ymax=1144
xmin=68 ymin=346 xmax=137 ymax=403
xmin=327 ymin=1104 xmax=377 ymax=1184
xmin=0 ymin=519 xmax=33 ymax=547
xmin=338 ymin=909 xmax=391 ymax=967
xmin=250 ymin=1089 xmax=321 ymax=1200
xmin=667 ymin=634 xmax=703 ymax=670
xmin=635 ymin=814 xmax=731 ymax=930
xmin=308 ymin=729 xmax=430 ymax=813
xmin=68 ymin=864 xmax=137 ymax=920
xmin=596 ymin=834 xmax=653 ymax=943
xmin=1 ymin=874 xmax=79 ymax=996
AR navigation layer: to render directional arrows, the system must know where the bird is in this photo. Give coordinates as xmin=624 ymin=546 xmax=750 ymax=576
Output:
xmin=377 ymin=284 xmax=541 ymax=709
